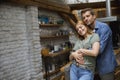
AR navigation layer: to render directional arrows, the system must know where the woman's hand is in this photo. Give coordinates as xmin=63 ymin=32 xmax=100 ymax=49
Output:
xmin=72 ymin=50 xmax=84 ymax=64
xmin=78 ymin=49 xmax=86 ymax=55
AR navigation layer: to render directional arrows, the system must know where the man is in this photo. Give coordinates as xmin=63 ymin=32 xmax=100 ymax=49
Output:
xmin=78 ymin=8 xmax=117 ymax=80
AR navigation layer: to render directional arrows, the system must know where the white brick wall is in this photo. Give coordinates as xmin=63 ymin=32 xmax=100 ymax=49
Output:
xmin=0 ymin=3 xmax=43 ymax=80
xmin=26 ymin=6 xmax=43 ymax=80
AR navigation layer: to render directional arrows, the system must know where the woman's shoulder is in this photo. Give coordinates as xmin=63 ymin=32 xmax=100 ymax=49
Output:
xmin=92 ymin=33 xmax=99 ymax=36
xmin=90 ymin=33 xmax=100 ymax=43
xmin=89 ymin=33 xmax=99 ymax=38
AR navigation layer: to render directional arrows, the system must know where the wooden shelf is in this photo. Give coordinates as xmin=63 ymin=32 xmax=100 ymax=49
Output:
xmin=69 ymin=1 xmax=119 ymax=10
xmin=51 ymin=72 xmax=64 ymax=80
xmin=42 ymin=49 xmax=71 ymax=79
xmin=48 ymin=49 xmax=71 ymax=57
xmin=43 ymin=69 xmax=60 ymax=78
xmin=41 ymin=49 xmax=71 ymax=57
xmin=40 ymin=35 xmax=69 ymax=39
xmin=39 ymin=24 xmax=63 ymax=27
xmin=39 ymin=16 xmax=70 ymax=80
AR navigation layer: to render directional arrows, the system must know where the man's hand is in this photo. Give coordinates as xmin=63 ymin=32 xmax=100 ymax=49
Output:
xmin=78 ymin=49 xmax=86 ymax=55
xmin=72 ymin=50 xmax=84 ymax=64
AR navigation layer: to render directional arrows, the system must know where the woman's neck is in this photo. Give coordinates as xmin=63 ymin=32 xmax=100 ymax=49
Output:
xmin=83 ymin=33 xmax=89 ymax=39
xmin=84 ymin=33 xmax=93 ymax=39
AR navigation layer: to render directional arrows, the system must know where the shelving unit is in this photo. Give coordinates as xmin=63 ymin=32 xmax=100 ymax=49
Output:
xmin=39 ymin=23 xmax=69 ymax=39
xmin=39 ymin=22 xmax=71 ymax=80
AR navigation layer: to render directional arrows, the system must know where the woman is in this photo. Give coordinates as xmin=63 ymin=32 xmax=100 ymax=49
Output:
xmin=69 ymin=21 xmax=100 ymax=80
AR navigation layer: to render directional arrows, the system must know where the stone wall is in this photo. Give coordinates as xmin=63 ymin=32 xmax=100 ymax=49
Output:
xmin=0 ymin=3 xmax=43 ymax=80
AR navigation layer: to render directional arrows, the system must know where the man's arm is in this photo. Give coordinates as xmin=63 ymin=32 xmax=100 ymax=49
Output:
xmin=99 ymin=24 xmax=112 ymax=54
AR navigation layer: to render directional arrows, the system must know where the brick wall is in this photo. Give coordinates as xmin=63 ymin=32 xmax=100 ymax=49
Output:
xmin=0 ymin=3 xmax=43 ymax=80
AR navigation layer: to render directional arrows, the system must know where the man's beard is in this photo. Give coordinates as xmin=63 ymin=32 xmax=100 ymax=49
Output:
xmin=86 ymin=21 xmax=94 ymax=30
xmin=88 ymin=25 xmax=94 ymax=30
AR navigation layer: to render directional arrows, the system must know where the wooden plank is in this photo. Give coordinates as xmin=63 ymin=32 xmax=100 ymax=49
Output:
xmin=6 ymin=0 xmax=71 ymax=14
xmin=69 ymin=1 xmax=120 ymax=10
xmin=43 ymin=69 xmax=60 ymax=79
xmin=97 ymin=7 xmax=120 ymax=18
xmin=59 ymin=13 xmax=76 ymax=28
xmin=34 ymin=0 xmax=70 ymax=10
xmin=40 ymin=35 xmax=69 ymax=39
xmin=39 ymin=24 xmax=63 ymax=27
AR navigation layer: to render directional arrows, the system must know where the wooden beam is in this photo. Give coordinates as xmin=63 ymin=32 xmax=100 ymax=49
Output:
xmin=69 ymin=1 xmax=120 ymax=10
xmin=34 ymin=0 xmax=69 ymax=10
xmin=6 ymin=0 xmax=71 ymax=14
xmin=72 ymin=10 xmax=81 ymax=22
xmin=59 ymin=13 xmax=76 ymax=27
xmin=59 ymin=13 xmax=79 ymax=36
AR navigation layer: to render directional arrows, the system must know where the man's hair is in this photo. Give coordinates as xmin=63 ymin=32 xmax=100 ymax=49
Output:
xmin=81 ymin=8 xmax=95 ymax=16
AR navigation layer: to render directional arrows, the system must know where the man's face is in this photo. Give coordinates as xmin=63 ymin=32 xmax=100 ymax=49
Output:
xmin=81 ymin=11 xmax=96 ymax=27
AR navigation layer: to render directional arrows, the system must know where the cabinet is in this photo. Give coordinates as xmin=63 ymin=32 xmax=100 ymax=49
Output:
xmin=42 ymin=49 xmax=71 ymax=80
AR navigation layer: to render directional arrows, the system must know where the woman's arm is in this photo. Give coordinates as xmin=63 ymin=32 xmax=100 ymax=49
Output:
xmin=79 ymin=41 xmax=100 ymax=57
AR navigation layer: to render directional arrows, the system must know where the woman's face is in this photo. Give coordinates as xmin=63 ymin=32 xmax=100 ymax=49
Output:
xmin=76 ymin=23 xmax=87 ymax=36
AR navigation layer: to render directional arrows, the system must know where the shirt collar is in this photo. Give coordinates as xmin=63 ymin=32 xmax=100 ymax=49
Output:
xmin=94 ymin=20 xmax=99 ymax=32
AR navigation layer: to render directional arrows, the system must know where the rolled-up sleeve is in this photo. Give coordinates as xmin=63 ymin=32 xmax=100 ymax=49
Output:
xmin=99 ymin=25 xmax=112 ymax=54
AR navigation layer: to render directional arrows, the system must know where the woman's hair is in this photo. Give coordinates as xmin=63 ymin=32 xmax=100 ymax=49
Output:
xmin=75 ymin=21 xmax=93 ymax=40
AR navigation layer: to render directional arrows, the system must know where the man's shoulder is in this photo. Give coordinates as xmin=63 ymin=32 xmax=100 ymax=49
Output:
xmin=96 ymin=21 xmax=108 ymax=26
xmin=96 ymin=21 xmax=112 ymax=34
xmin=96 ymin=21 xmax=110 ymax=30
